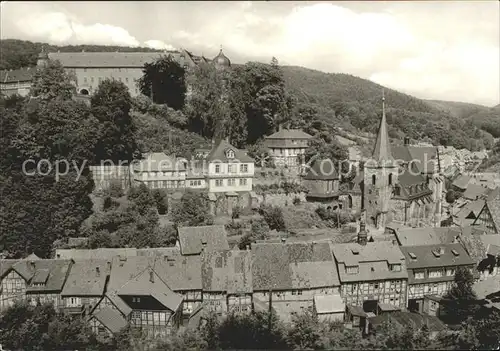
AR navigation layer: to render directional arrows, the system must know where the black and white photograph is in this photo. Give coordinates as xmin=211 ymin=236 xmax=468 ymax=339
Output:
xmin=0 ymin=1 xmax=499 ymax=350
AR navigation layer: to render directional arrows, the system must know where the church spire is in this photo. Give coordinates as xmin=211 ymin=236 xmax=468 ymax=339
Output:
xmin=371 ymin=89 xmax=393 ymax=164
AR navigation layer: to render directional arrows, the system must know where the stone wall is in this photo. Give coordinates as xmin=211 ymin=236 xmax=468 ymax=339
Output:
xmin=252 ymin=192 xmax=307 ymax=208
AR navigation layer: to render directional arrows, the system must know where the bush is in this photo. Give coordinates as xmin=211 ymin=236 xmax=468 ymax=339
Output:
xmin=103 ymin=196 xmax=119 ymax=211
xmin=232 ymin=205 xmax=242 ymax=219
xmin=152 ymin=189 xmax=168 ymax=215
xmin=260 ymin=204 xmax=286 ymax=231
xmin=293 ymin=197 xmax=301 ymax=205
xmin=108 ymin=180 xmax=124 ymax=198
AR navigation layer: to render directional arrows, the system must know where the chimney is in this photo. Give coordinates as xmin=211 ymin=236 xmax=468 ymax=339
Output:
xmin=278 ymin=124 xmax=283 ymax=131
xmin=96 ymin=267 xmax=101 ymax=277
xmin=149 ymin=270 xmax=155 ymax=283
xmin=106 ymin=261 xmax=111 ymax=271
xmin=404 ymin=137 xmax=410 ymax=146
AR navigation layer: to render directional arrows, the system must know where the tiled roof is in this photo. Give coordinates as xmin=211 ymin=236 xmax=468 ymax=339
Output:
xmin=252 ymin=242 xmax=340 ymax=291
xmin=48 ymin=51 xmax=183 ymax=68
xmin=393 ymin=146 xmax=439 ymax=174
xmin=265 ymin=129 xmax=313 ymax=140
xmin=117 ymin=268 xmax=182 ymax=312
xmin=61 ymin=260 xmax=110 ymax=297
xmin=91 ymin=307 xmax=128 ymax=334
xmin=205 ymin=139 xmax=254 ymax=163
xmin=56 ymin=248 xmax=138 ymax=261
xmin=481 ymin=235 xmax=500 ymax=256
xmin=453 ymin=175 xmax=472 ymax=190
xmin=0 ymin=259 xmax=19 ymax=278
xmin=133 ymin=153 xmax=185 ymax=172
xmin=331 ymin=242 xmax=408 ymax=283
xmin=303 ymin=159 xmax=339 ymax=180
xmin=105 ymin=292 xmax=132 ymax=317
xmin=400 ymin=243 xmax=474 ymax=270
xmin=369 ymin=312 xmax=447 ymax=333
xmin=11 ymin=259 xmax=72 ymax=292
xmin=201 ymin=250 xmax=252 ymax=293
xmin=463 ymin=184 xmax=491 ymax=201
xmin=393 ymin=227 xmax=457 ymax=246
xmin=178 ymin=225 xmax=229 ymax=255
xmin=108 ymin=255 xmax=201 ymax=293
xmin=454 ymin=199 xmax=486 ymax=226
xmin=0 ymin=67 xmax=36 ymax=83
xmin=314 ymin=294 xmax=345 ymax=314
xmin=485 ymin=190 xmax=500 ymax=233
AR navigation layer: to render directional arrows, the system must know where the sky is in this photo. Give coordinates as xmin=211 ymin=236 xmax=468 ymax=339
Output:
xmin=1 ymin=1 xmax=499 ymax=106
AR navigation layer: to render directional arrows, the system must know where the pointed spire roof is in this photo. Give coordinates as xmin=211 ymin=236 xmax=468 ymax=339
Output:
xmin=371 ymin=90 xmax=393 ymax=165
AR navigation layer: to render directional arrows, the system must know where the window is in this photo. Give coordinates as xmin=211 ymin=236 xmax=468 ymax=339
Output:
xmin=240 ymin=164 xmax=248 ymax=173
xmin=215 ymin=179 xmax=223 ymax=187
xmin=389 ymin=173 xmax=393 ymax=185
xmin=429 ymin=269 xmax=443 ymax=278
xmin=394 ymin=186 xmax=401 ymax=196
xmin=414 ymin=271 xmax=425 ymax=279
xmin=446 ymin=268 xmax=455 ymax=276
xmin=226 ymin=150 xmax=235 ymax=158
xmin=91 ymin=77 xmax=94 ymax=83
xmin=84 ymin=77 xmax=87 ymax=83
xmin=215 ymin=164 xmax=220 ymax=173
xmin=125 ymin=77 xmax=129 ymax=83
xmin=372 ymin=175 xmax=376 ymax=185
xmin=239 ymin=178 xmax=247 ymax=186
xmin=98 ymin=77 xmax=102 ymax=83
xmin=228 ymin=178 xmax=236 ymax=186
xmin=389 ymin=264 xmax=402 ymax=272
xmin=346 ymin=266 xmax=359 ymax=274
xmin=132 ymin=297 xmax=141 ymax=303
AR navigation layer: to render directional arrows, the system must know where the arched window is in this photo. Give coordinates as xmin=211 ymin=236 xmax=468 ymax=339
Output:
xmin=388 ymin=173 xmax=393 ymax=186
xmin=372 ymin=175 xmax=376 ymax=185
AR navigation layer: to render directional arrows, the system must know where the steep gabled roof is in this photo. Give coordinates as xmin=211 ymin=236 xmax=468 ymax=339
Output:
xmin=252 ymin=242 xmax=340 ymax=291
xmin=10 ymin=259 xmax=72 ymax=292
xmin=201 ymin=250 xmax=252 ymax=294
xmin=206 ymin=139 xmax=254 ymax=163
xmin=177 ymin=225 xmax=229 ymax=255
xmin=61 ymin=259 xmax=110 ymax=297
xmin=0 ymin=67 xmax=36 ymax=83
xmin=371 ymin=95 xmax=393 ymax=164
xmin=91 ymin=307 xmax=128 ymax=334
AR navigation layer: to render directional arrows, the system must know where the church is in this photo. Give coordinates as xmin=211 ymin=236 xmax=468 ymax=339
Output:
xmin=349 ymin=93 xmax=444 ymax=229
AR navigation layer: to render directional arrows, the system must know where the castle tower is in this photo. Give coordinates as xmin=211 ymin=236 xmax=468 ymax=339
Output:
xmin=37 ymin=46 xmax=49 ymax=68
xmin=363 ymin=90 xmax=398 ymax=229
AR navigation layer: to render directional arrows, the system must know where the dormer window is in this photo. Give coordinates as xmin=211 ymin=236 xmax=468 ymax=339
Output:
xmin=389 ymin=264 xmax=401 ymax=272
xmin=226 ymin=149 xmax=235 ymax=159
xmin=346 ymin=265 xmax=359 ymax=274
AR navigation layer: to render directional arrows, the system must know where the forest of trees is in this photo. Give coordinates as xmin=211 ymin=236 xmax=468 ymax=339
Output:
xmin=1 ymin=39 xmax=497 ymax=151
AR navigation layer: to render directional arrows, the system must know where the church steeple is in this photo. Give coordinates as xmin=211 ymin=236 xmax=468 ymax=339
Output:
xmin=372 ymin=90 xmax=393 ymax=165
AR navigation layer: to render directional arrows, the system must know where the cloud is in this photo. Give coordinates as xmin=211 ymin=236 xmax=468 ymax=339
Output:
xmin=3 ymin=2 xmax=140 ymax=47
xmin=1 ymin=1 xmax=498 ymax=105
xmin=144 ymin=40 xmax=176 ymax=51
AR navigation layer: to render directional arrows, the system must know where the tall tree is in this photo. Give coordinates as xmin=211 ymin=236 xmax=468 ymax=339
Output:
xmin=137 ymin=55 xmax=186 ymax=110
xmin=171 ymin=190 xmax=213 ymax=226
xmin=91 ymin=79 xmax=138 ymax=163
xmin=184 ymin=62 xmax=230 ymax=139
xmin=442 ymin=266 xmax=479 ymax=324
xmin=30 ymin=59 xmax=76 ymax=101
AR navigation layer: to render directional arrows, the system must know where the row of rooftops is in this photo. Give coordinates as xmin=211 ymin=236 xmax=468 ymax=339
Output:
xmin=3 ymin=224 xmax=496 ymax=299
